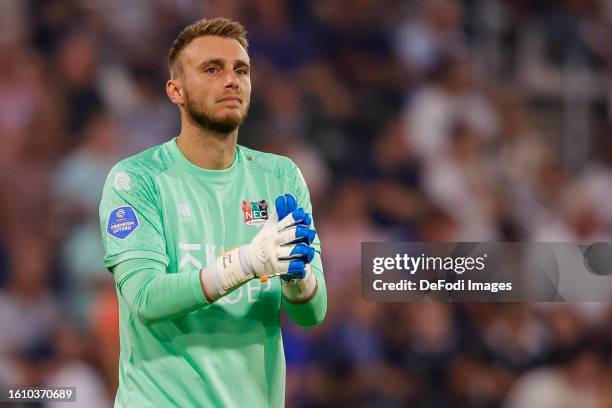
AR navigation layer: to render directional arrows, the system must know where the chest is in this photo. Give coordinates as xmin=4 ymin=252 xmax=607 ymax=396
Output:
xmin=156 ymin=173 xmax=286 ymax=272
xmin=156 ymin=173 xmax=287 ymax=313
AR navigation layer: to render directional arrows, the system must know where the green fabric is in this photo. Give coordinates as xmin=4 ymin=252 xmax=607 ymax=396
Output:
xmin=113 ymin=258 xmax=208 ymax=325
xmin=99 ymin=138 xmax=327 ymax=408
xmin=282 ymin=264 xmax=327 ymax=327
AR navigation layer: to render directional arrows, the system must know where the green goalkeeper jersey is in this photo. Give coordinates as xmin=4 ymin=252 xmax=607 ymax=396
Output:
xmin=98 ymin=138 xmax=327 ymax=408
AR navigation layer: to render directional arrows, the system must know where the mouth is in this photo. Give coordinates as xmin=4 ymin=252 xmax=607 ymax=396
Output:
xmin=218 ymin=96 xmax=242 ymax=104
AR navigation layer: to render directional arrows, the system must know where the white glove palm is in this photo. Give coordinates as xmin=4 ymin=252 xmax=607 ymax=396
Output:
xmin=240 ymin=206 xmax=314 ymax=279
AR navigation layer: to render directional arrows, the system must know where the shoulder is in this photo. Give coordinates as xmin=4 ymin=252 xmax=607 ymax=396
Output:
xmin=106 ymin=144 xmax=171 ymax=198
xmin=105 ymin=143 xmax=173 ymax=188
xmin=111 ymin=143 xmax=172 ymax=177
xmin=238 ymin=145 xmax=299 ymax=179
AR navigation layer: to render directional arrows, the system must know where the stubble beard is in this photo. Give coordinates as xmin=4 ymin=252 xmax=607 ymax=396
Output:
xmin=184 ymin=92 xmax=248 ymax=135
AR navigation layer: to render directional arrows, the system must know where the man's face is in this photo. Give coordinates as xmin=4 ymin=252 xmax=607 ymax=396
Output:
xmin=177 ymin=36 xmax=251 ymax=134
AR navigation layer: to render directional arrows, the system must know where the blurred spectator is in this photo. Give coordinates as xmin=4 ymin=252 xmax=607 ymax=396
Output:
xmin=0 ymin=236 xmax=60 ymax=386
xmin=53 ymin=112 xmax=121 ymax=326
xmin=43 ymin=324 xmax=110 ymax=408
xmin=402 ymin=303 xmax=459 ymax=406
xmin=360 ymin=116 xmax=423 ymax=238
xmin=318 ymin=178 xmax=388 ymax=321
xmin=89 ymin=282 xmax=119 ymax=396
xmin=394 ymin=0 xmax=466 ymax=75
xmin=113 ymin=65 xmax=179 ymax=156
xmin=505 ymin=341 xmax=605 ymax=408
xmin=403 ymin=52 xmax=498 ymax=162
xmin=422 ymin=121 xmax=501 ymax=240
xmin=482 ymin=304 xmax=549 ymax=372
xmin=54 ymin=31 xmax=104 ymax=139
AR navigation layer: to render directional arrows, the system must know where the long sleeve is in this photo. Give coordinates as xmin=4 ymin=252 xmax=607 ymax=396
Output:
xmin=113 ymin=258 xmax=210 ymax=325
xmin=282 ymin=161 xmax=328 ymax=327
xmin=282 ymin=260 xmax=327 ymax=327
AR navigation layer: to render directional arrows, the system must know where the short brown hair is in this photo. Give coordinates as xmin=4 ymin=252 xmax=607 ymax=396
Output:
xmin=168 ymin=17 xmax=248 ymax=78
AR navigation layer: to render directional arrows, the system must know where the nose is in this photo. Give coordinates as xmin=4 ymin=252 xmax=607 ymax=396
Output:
xmin=224 ymin=70 xmax=239 ymax=89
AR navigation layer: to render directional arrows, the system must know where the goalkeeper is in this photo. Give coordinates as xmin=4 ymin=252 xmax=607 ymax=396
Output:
xmin=98 ymin=17 xmax=326 ymax=407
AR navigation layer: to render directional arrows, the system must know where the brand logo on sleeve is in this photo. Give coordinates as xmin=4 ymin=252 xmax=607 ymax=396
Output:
xmin=113 ymin=172 xmax=132 ymax=191
xmin=242 ymin=199 xmax=268 ymax=226
xmin=107 ymin=206 xmax=139 ymax=239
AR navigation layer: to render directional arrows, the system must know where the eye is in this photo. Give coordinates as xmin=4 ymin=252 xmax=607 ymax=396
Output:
xmin=205 ymin=66 xmax=219 ymax=74
xmin=236 ymin=68 xmax=249 ymax=76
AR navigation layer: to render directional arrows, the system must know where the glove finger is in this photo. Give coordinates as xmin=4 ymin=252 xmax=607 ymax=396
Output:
xmin=276 ymin=226 xmax=296 ymax=246
xmin=306 ymin=228 xmax=316 ymax=244
xmin=289 ymin=259 xmax=306 ymax=275
xmin=304 ymin=245 xmax=315 ymax=263
xmin=279 ymin=243 xmax=315 ymax=263
xmin=275 ymin=194 xmax=298 ymax=221
xmin=273 ymin=196 xmax=286 ymax=221
xmin=297 ymin=226 xmax=316 ymax=245
xmin=276 ymin=244 xmax=296 ymax=260
xmin=298 ymin=226 xmax=316 ymax=245
xmin=276 ymin=225 xmax=316 ymax=246
xmin=289 ymin=243 xmax=310 ymax=260
xmin=281 ymin=260 xmax=306 ymax=281
xmin=284 ymin=194 xmax=297 ymax=215
xmin=277 ymin=208 xmax=306 ymax=231
xmin=277 ymin=243 xmax=310 ymax=260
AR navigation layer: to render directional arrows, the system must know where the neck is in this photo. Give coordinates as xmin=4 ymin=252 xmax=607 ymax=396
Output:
xmin=176 ymin=114 xmax=238 ymax=170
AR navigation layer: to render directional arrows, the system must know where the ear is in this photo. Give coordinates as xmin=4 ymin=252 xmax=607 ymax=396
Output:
xmin=166 ymin=79 xmax=185 ymax=105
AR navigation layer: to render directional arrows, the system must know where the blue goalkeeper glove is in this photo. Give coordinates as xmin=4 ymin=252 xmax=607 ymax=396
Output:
xmin=202 ymin=194 xmax=316 ymax=301
xmin=275 ymin=194 xmax=319 ymax=304
xmin=274 ymin=194 xmax=316 ymax=281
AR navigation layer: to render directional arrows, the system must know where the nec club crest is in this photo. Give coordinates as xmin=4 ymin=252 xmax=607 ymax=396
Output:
xmin=242 ymin=199 xmax=269 ymax=226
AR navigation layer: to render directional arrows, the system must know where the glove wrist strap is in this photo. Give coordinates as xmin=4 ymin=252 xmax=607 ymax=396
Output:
xmin=281 ymin=265 xmax=317 ymax=304
xmin=200 ymin=246 xmax=254 ymax=302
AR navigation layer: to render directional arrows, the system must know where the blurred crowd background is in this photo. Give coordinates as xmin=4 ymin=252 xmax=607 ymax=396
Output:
xmin=1 ymin=0 xmax=612 ymax=407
